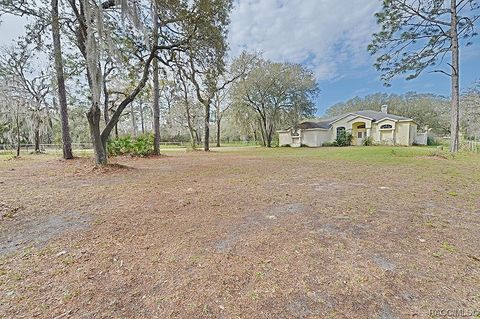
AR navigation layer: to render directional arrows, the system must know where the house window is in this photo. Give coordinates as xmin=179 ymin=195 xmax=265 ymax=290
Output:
xmin=336 ymin=127 xmax=345 ymax=136
xmin=357 ymin=124 xmax=366 ymax=129
xmin=380 ymin=124 xmax=393 ymax=129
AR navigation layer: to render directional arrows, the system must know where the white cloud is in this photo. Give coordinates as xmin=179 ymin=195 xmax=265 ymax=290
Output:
xmin=228 ymin=0 xmax=381 ymax=80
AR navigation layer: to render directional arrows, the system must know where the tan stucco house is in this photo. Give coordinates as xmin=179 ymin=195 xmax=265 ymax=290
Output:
xmin=278 ymin=106 xmax=428 ymax=147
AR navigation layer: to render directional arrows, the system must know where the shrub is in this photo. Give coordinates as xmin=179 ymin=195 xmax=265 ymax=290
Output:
xmin=427 ymin=135 xmax=441 ymax=146
xmin=132 ymin=134 xmax=155 ymax=157
xmin=333 ymin=131 xmax=353 ymax=147
xmin=363 ymin=136 xmax=374 ymax=146
xmin=107 ymin=134 xmax=155 ymax=157
xmin=322 ymin=142 xmax=335 ymax=147
xmin=107 ymin=136 xmax=133 ymax=156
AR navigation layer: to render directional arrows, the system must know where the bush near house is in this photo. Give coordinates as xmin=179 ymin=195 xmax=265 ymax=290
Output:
xmin=333 ymin=131 xmax=354 ymax=147
xmin=427 ymin=135 xmax=442 ymax=146
xmin=363 ymin=136 xmax=374 ymax=146
xmin=107 ymin=134 xmax=155 ymax=157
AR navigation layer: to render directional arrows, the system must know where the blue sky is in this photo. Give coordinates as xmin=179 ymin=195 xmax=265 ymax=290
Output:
xmin=229 ymin=0 xmax=480 ymax=115
xmin=315 ymin=44 xmax=480 ymax=114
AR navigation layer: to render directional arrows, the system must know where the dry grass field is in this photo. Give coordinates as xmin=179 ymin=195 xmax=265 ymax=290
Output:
xmin=0 ymin=146 xmax=479 ymax=318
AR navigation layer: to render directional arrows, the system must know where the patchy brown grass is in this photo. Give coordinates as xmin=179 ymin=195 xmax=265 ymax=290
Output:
xmin=0 ymin=147 xmax=479 ymax=318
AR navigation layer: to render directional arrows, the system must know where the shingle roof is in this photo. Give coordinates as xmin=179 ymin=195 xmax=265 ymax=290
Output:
xmin=296 ymin=110 xmax=412 ymax=129
xmin=353 ymin=110 xmax=412 ymax=122
xmin=298 ymin=121 xmax=332 ymax=129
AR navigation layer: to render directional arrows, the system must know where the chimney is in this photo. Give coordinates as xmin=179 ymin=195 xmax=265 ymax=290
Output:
xmin=381 ymin=104 xmax=388 ymax=114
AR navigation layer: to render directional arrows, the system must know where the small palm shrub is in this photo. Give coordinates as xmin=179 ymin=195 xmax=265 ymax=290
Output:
xmin=107 ymin=136 xmax=133 ymax=156
xmin=132 ymin=134 xmax=155 ymax=157
xmin=107 ymin=134 xmax=155 ymax=157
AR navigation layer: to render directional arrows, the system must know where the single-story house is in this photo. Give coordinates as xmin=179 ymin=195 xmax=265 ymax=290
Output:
xmin=278 ymin=106 xmax=428 ymax=147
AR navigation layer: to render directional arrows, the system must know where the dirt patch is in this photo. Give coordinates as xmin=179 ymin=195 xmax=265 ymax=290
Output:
xmin=417 ymin=153 xmax=449 ymax=160
xmin=0 ymin=150 xmax=479 ymax=318
xmin=55 ymin=158 xmax=134 ymax=177
xmin=0 ymin=210 xmax=91 ymax=256
xmin=373 ymin=255 xmax=396 ymax=272
xmin=90 ymin=163 xmax=132 ymax=174
xmin=215 ymin=203 xmax=306 ymax=253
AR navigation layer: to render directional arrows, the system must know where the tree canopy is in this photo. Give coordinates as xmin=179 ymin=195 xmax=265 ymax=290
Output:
xmin=230 ymin=56 xmax=319 ymax=147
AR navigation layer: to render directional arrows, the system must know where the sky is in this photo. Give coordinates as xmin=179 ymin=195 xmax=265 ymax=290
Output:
xmin=1 ymin=0 xmax=479 ymax=116
xmin=228 ymin=0 xmax=480 ymax=115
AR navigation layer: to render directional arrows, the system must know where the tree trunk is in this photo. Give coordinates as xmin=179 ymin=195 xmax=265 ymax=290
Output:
xmin=188 ymin=128 xmax=197 ymax=148
xmin=110 ymin=101 xmax=116 ymax=137
xmin=34 ymin=128 xmax=40 ymax=153
xmin=152 ymin=3 xmax=161 ymax=155
xmin=258 ymin=116 xmax=268 ymax=147
xmin=51 ymin=0 xmax=73 ymax=159
xmin=450 ymin=0 xmax=460 ymax=153
xmin=16 ymin=113 xmax=20 ymax=157
xmin=103 ymin=79 xmax=110 ymax=125
xmin=131 ymin=103 xmax=137 ymax=137
xmin=216 ymin=112 xmax=221 ymax=147
xmin=185 ymin=105 xmax=196 ymax=148
xmin=45 ymin=103 xmax=54 ymax=144
xmin=139 ymin=102 xmax=145 ymax=135
xmin=87 ymin=104 xmax=107 ymax=165
xmin=99 ymin=47 xmax=157 ymax=146
xmin=266 ymin=124 xmax=274 ymax=148
xmin=204 ymin=102 xmax=210 ymax=151
xmin=195 ymin=130 xmax=201 ymax=145
xmin=188 ymin=124 xmax=196 ymax=148
xmin=266 ymin=126 xmax=272 ymax=148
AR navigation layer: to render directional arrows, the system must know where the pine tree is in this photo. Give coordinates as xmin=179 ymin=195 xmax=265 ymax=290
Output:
xmin=368 ymin=0 xmax=480 ymax=152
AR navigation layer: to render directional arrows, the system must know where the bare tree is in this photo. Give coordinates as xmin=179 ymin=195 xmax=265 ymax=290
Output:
xmin=0 ymin=45 xmax=53 ymax=153
xmin=213 ymin=88 xmax=230 ymax=147
xmin=0 ymin=0 xmax=74 ymax=158
xmin=0 ymin=76 xmax=30 ymax=156
xmin=176 ymin=70 xmax=202 ymax=148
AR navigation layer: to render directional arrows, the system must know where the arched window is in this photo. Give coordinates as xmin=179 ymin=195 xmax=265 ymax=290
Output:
xmin=380 ymin=124 xmax=393 ymax=129
xmin=336 ymin=126 xmax=346 ymax=136
xmin=357 ymin=124 xmax=366 ymax=129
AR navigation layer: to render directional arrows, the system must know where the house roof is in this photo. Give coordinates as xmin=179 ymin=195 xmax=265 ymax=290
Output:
xmin=295 ymin=110 xmax=413 ymax=129
xmin=298 ymin=121 xmax=332 ymax=129
xmin=353 ymin=110 xmax=412 ymax=122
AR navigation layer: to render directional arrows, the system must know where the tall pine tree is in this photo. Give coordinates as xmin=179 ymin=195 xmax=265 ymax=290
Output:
xmin=369 ymin=0 xmax=480 ymax=152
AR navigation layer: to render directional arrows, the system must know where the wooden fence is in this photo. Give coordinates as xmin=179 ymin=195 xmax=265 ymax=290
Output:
xmin=465 ymin=140 xmax=480 ymax=153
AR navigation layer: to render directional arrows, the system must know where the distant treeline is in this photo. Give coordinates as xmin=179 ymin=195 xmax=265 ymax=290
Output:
xmin=324 ymin=91 xmax=480 ymax=138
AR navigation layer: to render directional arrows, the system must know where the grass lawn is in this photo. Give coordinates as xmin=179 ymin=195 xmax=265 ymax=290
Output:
xmin=0 ymin=146 xmax=479 ymax=318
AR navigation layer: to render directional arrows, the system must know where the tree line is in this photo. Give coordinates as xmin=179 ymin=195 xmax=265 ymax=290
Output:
xmin=0 ymin=0 xmax=479 ymax=162
xmin=0 ymin=0 xmax=318 ymax=163
xmin=325 ymin=88 xmax=480 ymax=139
